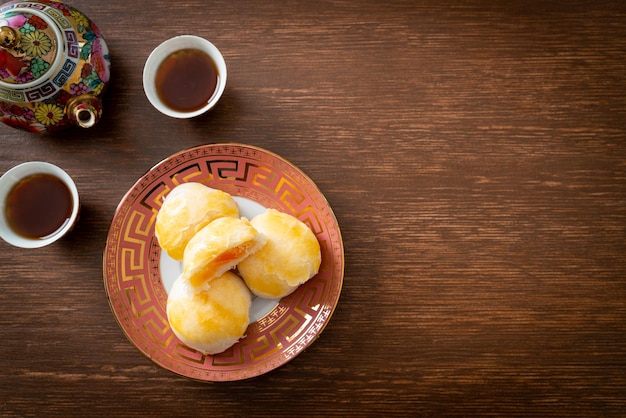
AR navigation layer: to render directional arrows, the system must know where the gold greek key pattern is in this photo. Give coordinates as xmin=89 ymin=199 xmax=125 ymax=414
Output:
xmin=44 ymin=6 xmax=72 ymax=29
xmin=0 ymin=88 xmax=24 ymax=102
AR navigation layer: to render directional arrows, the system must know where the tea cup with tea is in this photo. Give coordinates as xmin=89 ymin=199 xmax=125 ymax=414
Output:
xmin=143 ymin=35 xmax=227 ymax=118
xmin=0 ymin=162 xmax=80 ymax=248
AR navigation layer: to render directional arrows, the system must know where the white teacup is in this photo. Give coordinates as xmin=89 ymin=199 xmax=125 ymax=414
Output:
xmin=143 ymin=35 xmax=227 ymax=118
xmin=0 ymin=162 xmax=80 ymax=248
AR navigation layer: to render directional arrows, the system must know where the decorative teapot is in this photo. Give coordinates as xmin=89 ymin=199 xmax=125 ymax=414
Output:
xmin=0 ymin=0 xmax=110 ymax=133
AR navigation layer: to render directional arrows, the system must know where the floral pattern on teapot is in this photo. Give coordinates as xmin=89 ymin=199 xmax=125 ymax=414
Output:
xmin=0 ymin=1 xmax=110 ymax=133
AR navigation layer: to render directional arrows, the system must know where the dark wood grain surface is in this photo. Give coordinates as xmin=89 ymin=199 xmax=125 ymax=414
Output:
xmin=1 ymin=0 xmax=625 ymax=416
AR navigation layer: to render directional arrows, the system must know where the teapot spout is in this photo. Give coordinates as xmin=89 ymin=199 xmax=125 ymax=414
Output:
xmin=66 ymin=94 xmax=102 ymax=129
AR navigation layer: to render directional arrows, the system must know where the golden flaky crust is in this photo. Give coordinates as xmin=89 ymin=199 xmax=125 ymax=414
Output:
xmin=155 ymin=183 xmax=239 ymax=261
xmin=182 ymin=216 xmax=265 ymax=287
xmin=158 ymin=186 xmax=323 ymax=355
xmin=238 ymin=209 xmax=321 ymax=299
xmin=166 ymin=271 xmax=252 ymax=355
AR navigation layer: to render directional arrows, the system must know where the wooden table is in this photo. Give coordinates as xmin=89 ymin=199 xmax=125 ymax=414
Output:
xmin=1 ymin=0 xmax=625 ymax=416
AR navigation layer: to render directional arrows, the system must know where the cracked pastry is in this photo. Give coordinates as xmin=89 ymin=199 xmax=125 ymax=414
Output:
xmin=182 ymin=216 xmax=266 ymax=287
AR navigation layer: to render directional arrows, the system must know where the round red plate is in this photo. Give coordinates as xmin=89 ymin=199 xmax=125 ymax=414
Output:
xmin=103 ymin=143 xmax=344 ymax=381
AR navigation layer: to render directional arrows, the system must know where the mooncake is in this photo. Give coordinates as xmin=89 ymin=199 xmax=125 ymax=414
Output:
xmin=182 ymin=216 xmax=265 ymax=287
xmin=166 ymin=271 xmax=251 ymax=355
xmin=237 ymin=209 xmax=321 ymax=299
xmin=155 ymin=182 xmax=239 ymax=261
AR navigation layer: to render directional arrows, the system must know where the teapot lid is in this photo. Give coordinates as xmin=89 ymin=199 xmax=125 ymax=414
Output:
xmin=0 ymin=6 xmax=63 ymax=86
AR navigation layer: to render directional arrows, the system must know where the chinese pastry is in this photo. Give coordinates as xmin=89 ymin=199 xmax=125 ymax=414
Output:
xmin=237 ymin=209 xmax=321 ymax=299
xmin=182 ymin=216 xmax=265 ymax=287
xmin=155 ymin=182 xmax=239 ymax=261
xmin=166 ymin=271 xmax=252 ymax=355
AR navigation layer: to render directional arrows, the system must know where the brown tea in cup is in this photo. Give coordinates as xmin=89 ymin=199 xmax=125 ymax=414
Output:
xmin=0 ymin=161 xmax=80 ymax=248
xmin=143 ymin=35 xmax=227 ymax=119
xmin=5 ymin=172 xmax=73 ymax=239
xmin=155 ymin=48 xmax=219 ymax=113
